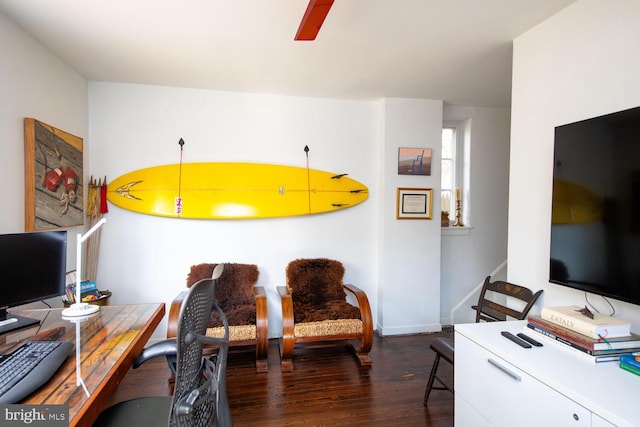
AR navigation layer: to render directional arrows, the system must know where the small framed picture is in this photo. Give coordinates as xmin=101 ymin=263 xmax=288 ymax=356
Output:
xmin=398 ymin=147 xmax=432 ymax=176
xmin=396 ymin=188 xmax=433 ymax=220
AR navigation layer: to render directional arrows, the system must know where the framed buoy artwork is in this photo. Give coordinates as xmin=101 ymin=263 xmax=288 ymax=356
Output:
xmin=24 ymin=118 xmax=84 ymax=231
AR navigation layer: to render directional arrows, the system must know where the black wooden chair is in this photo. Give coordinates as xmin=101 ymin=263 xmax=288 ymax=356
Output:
xmin=423 ymin=276 xmax=542 ymax=405
xmin=95 ymin=264 xmax=231 ymax=426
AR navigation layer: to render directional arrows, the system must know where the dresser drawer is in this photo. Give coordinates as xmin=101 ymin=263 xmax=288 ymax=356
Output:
xmin=455 ymin=332 xmax=590 ymax=427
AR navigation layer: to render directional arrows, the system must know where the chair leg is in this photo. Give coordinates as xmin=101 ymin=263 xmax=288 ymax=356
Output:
xmin=355 ymin=351 xmax=372 ymax=367
xmin=279 ymin=337 xmax=294 ymax=372
xmin=351 ymin=340 xmax=372 ymax=367
xmin=256 ymin=358 xmax=268 ymax=373
xmin=424 ymin=352 xmax=442 ymax=406
xmin=255 ymin=337 xmax=269 ymax=373
xmin=424 ymin=351 xmax=454 ymax=406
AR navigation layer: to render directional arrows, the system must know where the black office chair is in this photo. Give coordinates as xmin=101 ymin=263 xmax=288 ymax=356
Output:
xmin=423 ymin=276 xmax=542 ymax=406
xmin=94 ymin=264 xmax=231 ymax=427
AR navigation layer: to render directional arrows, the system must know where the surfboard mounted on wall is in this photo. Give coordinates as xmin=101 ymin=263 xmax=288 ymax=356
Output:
xmin=106 ymin=162 xmax=368 ymax=219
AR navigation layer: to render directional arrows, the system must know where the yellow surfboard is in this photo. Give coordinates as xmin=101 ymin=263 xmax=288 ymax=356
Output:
xmin=107 ymin=162 xmax=368 ymax=219
xmin=552 ymin=179 xmax=603 ymax=224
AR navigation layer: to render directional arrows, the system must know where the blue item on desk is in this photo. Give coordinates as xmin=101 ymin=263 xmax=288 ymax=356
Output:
xmin=0 ymin=340 xmax=74 ymax=403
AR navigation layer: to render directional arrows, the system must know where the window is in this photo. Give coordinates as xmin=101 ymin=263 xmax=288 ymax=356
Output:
xmin=441 ymin=126 xmax=457 ymax=218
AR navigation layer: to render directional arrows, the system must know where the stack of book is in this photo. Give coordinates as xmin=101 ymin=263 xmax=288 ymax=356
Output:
xmin=526 ymin=305 xmax=638 ymax=363
xmin=64 ymin=280 xmax=101 ymax=303
xmin=620 ymin=354 xmax=640 ymax=376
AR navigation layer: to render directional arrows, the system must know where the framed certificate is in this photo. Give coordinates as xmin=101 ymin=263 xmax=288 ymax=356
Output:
xmin=396 ymin=188 xmax=432 ymax=220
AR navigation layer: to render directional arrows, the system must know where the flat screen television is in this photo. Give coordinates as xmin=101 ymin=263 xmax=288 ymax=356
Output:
xmin=550 ymin=105 xmax=640 ymax=306
xmin=0 ymin=230 xmax=67 ymax=333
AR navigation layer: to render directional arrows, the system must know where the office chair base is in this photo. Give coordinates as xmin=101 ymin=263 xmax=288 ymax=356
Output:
xmin=94 ymin=396 xmax=172 ymax=427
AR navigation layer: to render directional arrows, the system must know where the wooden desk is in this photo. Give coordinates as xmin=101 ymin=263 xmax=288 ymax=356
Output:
xmin=0 ymin=303 xmax=165 ymax=427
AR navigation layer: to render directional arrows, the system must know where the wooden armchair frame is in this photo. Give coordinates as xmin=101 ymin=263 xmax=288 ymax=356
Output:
xmin=278 ymin=283 xmax=374 ymax=372
xmin=168 ymin=285 xmax=269 ymax=372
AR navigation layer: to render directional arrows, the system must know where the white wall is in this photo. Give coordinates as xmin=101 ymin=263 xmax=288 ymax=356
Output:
xmin=377 ymin=98 xmax=443 ymax=335
xmin=90 ymin=83 xmax=450 ymax=338
xmin=510 ymin=0 xmax=640 ymax=326
xmin=0 ymin=10 xmax=87 ymax=293
xmin=442 ymin=105 xmax=511 ymax=325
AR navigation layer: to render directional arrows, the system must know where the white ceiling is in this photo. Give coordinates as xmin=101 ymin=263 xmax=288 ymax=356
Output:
xmin=0 ymin=0 xmax=576 ymax=108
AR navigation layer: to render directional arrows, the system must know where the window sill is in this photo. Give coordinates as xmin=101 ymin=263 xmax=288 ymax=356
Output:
xmin=441 ymin=226 xmax=472 ymax=236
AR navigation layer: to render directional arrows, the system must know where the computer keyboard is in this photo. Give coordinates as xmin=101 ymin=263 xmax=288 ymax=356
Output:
xmin=0 ymin=340 xmax=74 ymax=403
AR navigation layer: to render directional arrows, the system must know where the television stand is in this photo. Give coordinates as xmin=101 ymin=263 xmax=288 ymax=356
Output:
xmin=455 ymin=320 xmax=637 ymax=426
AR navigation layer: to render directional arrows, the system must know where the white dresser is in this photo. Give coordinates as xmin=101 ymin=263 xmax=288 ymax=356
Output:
xmin=455 ymin=321 xmax=639 ymax=427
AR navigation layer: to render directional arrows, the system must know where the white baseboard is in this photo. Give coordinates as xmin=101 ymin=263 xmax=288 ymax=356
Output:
xmin=376 ymin=323 xmax=442 ymax=336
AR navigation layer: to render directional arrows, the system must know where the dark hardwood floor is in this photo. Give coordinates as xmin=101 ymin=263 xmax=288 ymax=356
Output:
xmin=107 ymin=332 xmax=454 ymax=426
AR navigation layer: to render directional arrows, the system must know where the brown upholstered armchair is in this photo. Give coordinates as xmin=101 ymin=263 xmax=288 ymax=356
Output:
xmin=278 ymin=258 xmax=373 ymax=372
xmin=167 ymin=263 xmax=269 ymax=372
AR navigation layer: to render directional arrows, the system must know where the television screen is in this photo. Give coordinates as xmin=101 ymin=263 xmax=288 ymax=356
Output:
xmin=550 ymin=105 xmax=640 ymax=306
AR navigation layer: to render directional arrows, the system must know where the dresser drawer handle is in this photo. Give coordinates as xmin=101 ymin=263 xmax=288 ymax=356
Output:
xmin=487 ymin=358 xmax=521 ymax=382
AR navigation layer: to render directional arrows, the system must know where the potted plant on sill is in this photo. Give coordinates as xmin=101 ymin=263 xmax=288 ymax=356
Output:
xmin=441 ymin=210 xmax=450 ymax=227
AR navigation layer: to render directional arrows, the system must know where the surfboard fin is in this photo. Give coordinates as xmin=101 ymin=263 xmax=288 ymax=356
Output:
xmin=331 ymin=173 xmax=348 ymax=179
xmin=350 ymin=189 xmax=367 ymax=194
xmin=332 ymin=203 xmax=348 ymax=207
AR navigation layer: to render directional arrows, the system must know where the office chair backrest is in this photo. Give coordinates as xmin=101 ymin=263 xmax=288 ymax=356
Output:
xmin=474 ymin=276 xmax=543 ymax=323
xmin=171 ymin=264 xmax=226 ymax=427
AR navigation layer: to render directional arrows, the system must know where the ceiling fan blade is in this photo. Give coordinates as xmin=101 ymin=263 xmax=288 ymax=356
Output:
xmin=294 ymin=0 xmax=335 ymax=41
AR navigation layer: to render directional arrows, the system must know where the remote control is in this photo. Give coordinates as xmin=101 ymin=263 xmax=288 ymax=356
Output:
xmin=501 ymin=331 xmax=531 ymax=348
xmin=517 ymin=332 xmax=543 ymax=347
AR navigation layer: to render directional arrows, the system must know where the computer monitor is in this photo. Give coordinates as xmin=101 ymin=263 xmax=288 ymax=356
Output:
xmin=0 ymin=230 xmax=67 ymax=334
